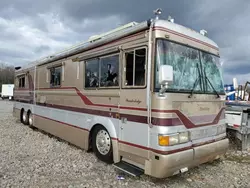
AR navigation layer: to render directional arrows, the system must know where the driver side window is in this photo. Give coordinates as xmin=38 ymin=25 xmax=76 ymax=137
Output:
xmin=123 ymin=47 xmax=147 ymax=87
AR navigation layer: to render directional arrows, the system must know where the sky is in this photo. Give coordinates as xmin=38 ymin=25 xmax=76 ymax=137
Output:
xmin=0 ymin=0 xmax=249 ymax=84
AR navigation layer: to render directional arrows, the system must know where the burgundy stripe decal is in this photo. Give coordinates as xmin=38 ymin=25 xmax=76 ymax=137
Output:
xmin=36 ymin=102 xmax=224 ymax=128
xmin=34 ymin=113 xmax=189 ymax=155
xmin=152 ymin=108 xmax=225 ymax=129
xmin=31 ymin=87 xmax=224 ymax=116
xmin=117 ymin=139 xmax=193 ymax=155
xmin=36 ymin=87 xmax=146 ymax=109
xmin=151 ymin=117 xmax=182 ymax=126
xmin=37 ymin=102 xmax=119 ymax=120
xmin=15 ymin=99 xmax=224 ymax=128
xmin=14 ymin=88 xmax=30 ymax=91
xmin=34 ymin=114 xmax=89 ymax=132
xmin=30 ymin=111 xmax=226 ymax=155
xmin=153 ymin=26 xmax=219 ymax=50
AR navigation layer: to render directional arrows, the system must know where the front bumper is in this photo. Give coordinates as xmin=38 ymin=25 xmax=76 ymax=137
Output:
xmin=144 ymin=138 xmax=229 ymax=178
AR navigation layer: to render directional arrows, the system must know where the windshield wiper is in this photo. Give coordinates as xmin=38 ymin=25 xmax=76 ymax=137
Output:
xmin=188 ymin=63 xmax=203 ymax=98
xmin=203 ymin=70 xmax=220 ymax=98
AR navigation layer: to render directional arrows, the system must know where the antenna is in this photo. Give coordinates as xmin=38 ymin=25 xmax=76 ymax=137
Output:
xmin=167 ymin=15 xmax=174 ymax=23
xmin=154 ymin=8 xmax=162 ymax=20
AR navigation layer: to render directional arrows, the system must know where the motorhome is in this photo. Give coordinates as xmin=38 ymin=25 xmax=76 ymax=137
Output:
xmin=13 ymin=9 xmax=228 ymax=178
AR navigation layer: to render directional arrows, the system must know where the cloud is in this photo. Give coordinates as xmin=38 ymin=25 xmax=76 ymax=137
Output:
xmin=0 ymin=16 xmax=71 ymax=64
xmin=0 ymin=0 xmax=249 ymax=85
xmin=187 ymin=0 xmax=250 ymax=84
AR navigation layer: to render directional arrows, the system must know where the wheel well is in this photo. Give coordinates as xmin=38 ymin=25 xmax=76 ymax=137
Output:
xmin=88 ymin=124 xmax=104 ymax=151
xmin=20 ymin=108 xmax=24 ymax=121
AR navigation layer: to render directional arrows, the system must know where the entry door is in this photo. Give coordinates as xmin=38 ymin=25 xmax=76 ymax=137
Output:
xmin=118 ymin=46 xmax=149 ymax=158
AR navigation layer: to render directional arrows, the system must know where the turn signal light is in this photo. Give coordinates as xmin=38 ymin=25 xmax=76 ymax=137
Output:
xmin=158 ymin=132 xmax=189 ymax=146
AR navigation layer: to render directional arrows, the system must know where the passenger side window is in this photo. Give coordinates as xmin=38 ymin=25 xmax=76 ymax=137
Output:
xmin=50 ymin=66 xmax=62 ymax=87
xmin=85 ymin=59 xmax=99 ymax=88
xmin=124 ymin=48 xmax=146 ymax=87
xmin=100 ymin=54 xmax=119 ymax=87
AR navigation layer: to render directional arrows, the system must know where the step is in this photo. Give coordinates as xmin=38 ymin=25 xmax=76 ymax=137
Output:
xmin=112 ymin=161 xmax=144 ymax=177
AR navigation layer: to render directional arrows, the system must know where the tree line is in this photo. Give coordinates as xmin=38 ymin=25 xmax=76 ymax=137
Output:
xmin=0 ymin=63 xmax=15 ymax=92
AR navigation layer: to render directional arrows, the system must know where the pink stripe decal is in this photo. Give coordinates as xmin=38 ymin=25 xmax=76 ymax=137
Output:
xmin=34 ymin=114 xmax=89 ymax=132
xmin=33 ymin=113 xmax=225 ymax=155
xmin=153 ymin=26 xmax=219 ymax=50
xmin=15 ymin=86 xmax=225 ymax=128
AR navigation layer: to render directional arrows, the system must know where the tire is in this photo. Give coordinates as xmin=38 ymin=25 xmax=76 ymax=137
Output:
xmin=20 ymin=109 xmax=24 ymax=123
xmin=27 ymin=111 xmax=33 ymax=127
xmin=21 ymin=110 xmax=29 ymax=125
xmin=92 ymin=125 xmax=113 ymax=164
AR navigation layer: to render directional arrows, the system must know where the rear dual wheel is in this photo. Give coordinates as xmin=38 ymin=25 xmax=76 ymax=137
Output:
xmin=21 ymin=110 xmax=33 ymax=126
xmin=27 ymin=111 xmax=33 ymax=127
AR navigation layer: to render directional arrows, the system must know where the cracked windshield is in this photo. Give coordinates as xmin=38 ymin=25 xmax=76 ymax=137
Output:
xmin=155 ymin=39 xmax=225 ymax=94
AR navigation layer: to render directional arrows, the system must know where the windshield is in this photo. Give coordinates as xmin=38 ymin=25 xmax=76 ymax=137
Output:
xmin=154 ymin=39 xmax=224 ymax=94
xmin=200 ymin=51 xmax=224 ymax=93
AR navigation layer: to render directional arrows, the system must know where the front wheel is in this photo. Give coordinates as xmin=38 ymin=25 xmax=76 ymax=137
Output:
xmin=92 ymin=125 xmax=113 ymax=163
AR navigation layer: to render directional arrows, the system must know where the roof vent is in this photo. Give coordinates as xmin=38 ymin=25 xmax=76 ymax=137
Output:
xmin=14 ymin=66 xmax=22 ymax=70
xmin=167 ymin=15 xmax=174 ymax=23
xmin=200 ymin=29 xmax=208 ymax=36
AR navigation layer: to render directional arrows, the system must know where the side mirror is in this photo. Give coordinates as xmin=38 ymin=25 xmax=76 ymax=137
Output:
xmin=158 ymin=65 xmax=173 ymax=96
xmin=159 ymin=65 xmax=173 ymax=85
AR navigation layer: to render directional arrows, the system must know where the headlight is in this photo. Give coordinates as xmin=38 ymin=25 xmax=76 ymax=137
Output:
xmin=158 ymin=132 xmax=190 ymax=146
xmin=217 ymin=124 xmax=226 ymax=134
xmin=179 ymin=132 xmax=189 ymax=143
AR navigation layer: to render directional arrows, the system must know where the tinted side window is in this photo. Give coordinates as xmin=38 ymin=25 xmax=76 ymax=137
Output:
xmin=85 ymin=59 xmax=99 ymax=88
xmin=100 ymin=54 xmax=119 ymax=87
xmin=50 ymin=66 xmax=62 ymax=87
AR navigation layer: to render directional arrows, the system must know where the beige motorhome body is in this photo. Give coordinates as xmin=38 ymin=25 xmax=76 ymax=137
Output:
xmin=13 ymin=18 xmax=229 ymax=178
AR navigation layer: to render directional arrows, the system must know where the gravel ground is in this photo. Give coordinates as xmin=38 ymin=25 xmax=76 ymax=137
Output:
xmin=1 ymin=100 xmax=250 ymax=188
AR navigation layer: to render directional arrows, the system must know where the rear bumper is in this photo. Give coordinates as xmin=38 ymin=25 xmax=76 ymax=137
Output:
xmin=145 ymin=138 xmax=229 ymax=178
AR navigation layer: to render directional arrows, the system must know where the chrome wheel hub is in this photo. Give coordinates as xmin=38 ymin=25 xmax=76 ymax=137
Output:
xmin=96 ymin=129 xmax=111 ymax=155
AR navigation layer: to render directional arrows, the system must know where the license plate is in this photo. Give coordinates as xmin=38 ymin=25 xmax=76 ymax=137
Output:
xmin=190 ymin=126 xmax=217 ymax=140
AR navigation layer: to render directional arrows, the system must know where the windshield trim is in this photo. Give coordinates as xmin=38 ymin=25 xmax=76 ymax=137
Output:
xmin=156 ymin=38 xmax=220 ymax=57
xmin=153 ymin=38 xmax=225 ymax=95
